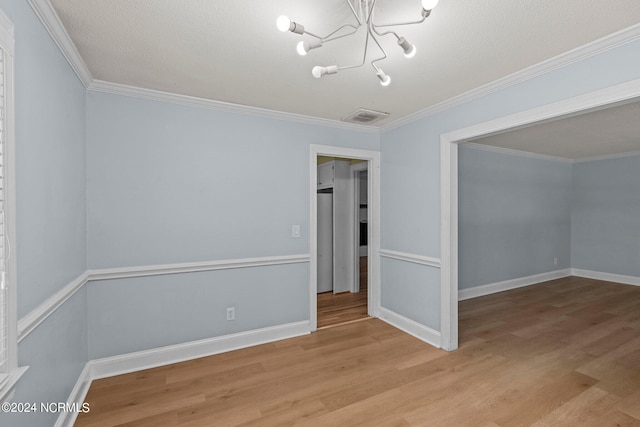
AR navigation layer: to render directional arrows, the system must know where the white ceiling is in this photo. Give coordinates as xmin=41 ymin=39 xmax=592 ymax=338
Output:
xmin=468 ymin=100 xmax=640 ymax=160
xmin=49 ymin=0 xmax=640 ymax=127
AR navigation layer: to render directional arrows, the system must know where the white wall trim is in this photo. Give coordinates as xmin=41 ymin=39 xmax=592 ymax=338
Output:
xmin=88 ymin=254 xmax=310 ymax=282
xmin=27 ymin=0 xmax=640 ymax=135
xmin=25 ymin=0 xmax=92 ymax=86
xmin=572 ymin=149 xmax=640 ymax=164
xmin=87 ymin=321 xmax=310 ymax=380
xmin=441 ymin=78 xmax=640 ymax=354
xmin=382 ymin=23 xmax=640 ymax=132
xmin=88 ymin=80 xmax=380 ymax=134
xmin=378 ymin=307 xmax=441 ymax=349
xmin=54 ymin=363 xmax=92 ymax=427
xmin=460 ymin=142 xmax=571 ymax=163
xmin=379 ymin=249 xmax=441 ymax=268
xmin=458 ymin=269 xmax=572 ymax=301
xmin=571 ymin=269 xmax=640 ymax=287
xmin=55 ymin=321 xmax=309 ymax=427
xmin=17 ymin=271 xmax=90 ymax=343
xmin=461 ymin=138 xmax=640 ymax=165
xmin=17 ymin=255 xmax=310 ymax=342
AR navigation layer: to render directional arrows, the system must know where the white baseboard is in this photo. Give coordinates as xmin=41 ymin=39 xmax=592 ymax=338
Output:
xmin=55 ymin=321 xmax=310 ymax=427
xmin=378 ymin=307 xmax=441 ymax=349
xmin=54 ymin=364 xmax=92 ymax=427
xmin=88 ymin=321 xmax=310 ymax=380
xmin=571 ymin=268 xmax=640 ymax=287
xmin=458 ymin=269 xmax=572 ymax=301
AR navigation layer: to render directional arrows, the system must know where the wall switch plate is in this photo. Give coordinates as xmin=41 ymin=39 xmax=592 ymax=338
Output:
xmin=292 ymin=225 xmax=301 ymax=238
xmin=226 ymin=307 xmax=235 ymax=321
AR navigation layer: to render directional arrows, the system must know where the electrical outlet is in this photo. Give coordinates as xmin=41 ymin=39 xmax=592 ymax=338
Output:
xmin=553 ymin=257 xmax=558 ymax=266
xmin=226 ymin=307 xmax=235 ymax=321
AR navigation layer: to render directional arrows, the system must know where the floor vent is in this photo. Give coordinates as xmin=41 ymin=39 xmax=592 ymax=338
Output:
xmin=341 ymin=108 xmax=389 ymax=125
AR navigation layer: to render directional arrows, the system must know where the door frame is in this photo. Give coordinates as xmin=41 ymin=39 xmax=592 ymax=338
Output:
xmin=351 ymin=162 xmax=368 ymax=293
xmin=309 ymin=145 xmax=381 ymax=331
xmin=440 ymin=78 xmax=640 ymax=351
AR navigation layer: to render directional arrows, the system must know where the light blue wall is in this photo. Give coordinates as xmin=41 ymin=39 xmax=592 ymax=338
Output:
xmin=458 ymin=147 xmax=572 ymax=289
xmin=380 ymin=38 xmax=640 ymax=331
xmin=572 ymin=154 xmax=640 ymax=276
xmin=0 ymin=1 xmax=88 ymax=426
xmin=86 ymin=92 xmax=379 ymax=268
xmin=85 ymin=91 xmax=379 ymax=357
xmin=87 ymin=264 xmax=308 ymax=359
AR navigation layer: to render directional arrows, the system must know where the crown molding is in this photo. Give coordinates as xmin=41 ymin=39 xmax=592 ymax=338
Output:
xmin=572 ymin=149 xmax=640 ymax=164
xmin=460 ymin=142 xmax=572 ymax=163
xmin=26 ymin=0 xmax=92 ymax=87
xmin=88 ymin=79 xmax=381 ymax=134
xmin=27 ymin=0 xmax=640 ymax=135
xmin=381 ymin=23 xmax=640 ymax=133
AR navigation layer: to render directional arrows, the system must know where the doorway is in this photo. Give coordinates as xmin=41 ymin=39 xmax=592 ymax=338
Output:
xmin=309 ymin=145 xmax=380 ymax=332
xmin=316 ymin=161 xmax=369 ymax=328
xmin=440 ymin=79 xmax=640 ymax=352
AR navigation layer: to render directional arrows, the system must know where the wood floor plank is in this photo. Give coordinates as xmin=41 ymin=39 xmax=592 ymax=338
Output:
xmin=75 ymin=276 xmax=640 ymax=426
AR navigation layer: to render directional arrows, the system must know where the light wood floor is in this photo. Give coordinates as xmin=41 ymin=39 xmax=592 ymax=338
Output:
xmin=317 ymin=257 xmax=368 ymax=329
xmin=75 ymin=276 xmax=640 ymax=426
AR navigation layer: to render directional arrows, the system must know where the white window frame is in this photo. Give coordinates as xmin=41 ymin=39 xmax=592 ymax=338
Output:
xmin=0 ymin=7 xmax=26 ymax=403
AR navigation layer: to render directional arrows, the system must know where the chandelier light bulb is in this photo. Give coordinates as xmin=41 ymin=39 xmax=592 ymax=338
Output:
xmin=376 ymin=69 xmax=391 ymax=86
xmin=421 ymin=0 xmax=439 ymax=11
xmin=297 ymin=41 xmax=307 ymax=56
xmin=276 ymin=15 xmax=291 ymax=32
xmin=398 ymin=37 xmax=417 ymax=58
xmin=312 ymin=65 xmax=338 ymax=79
xmin=297 ymin=40 xmax=323 ymax=56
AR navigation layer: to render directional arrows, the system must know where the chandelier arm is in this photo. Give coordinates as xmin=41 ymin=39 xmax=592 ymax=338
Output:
xmin=371 ymin=16 xmax=428 ymax=29
xmin=337 ymin=28 xmax=371 ymax=71
xmin=366 ymin=0 xmax=377 ymax=24
xmin=371 ymin=24 xmax=400 ymax=41
xmin=320 ymin=24 xmax=360 ymax=42
xmin=346 ymin=0 xmax=363 ymax=25
xmin=368 ymin=30 xmax=388 ymax=72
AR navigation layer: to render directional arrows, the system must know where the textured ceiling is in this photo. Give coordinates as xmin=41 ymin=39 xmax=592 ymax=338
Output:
xmin=49 ymin=0 xmax=640 ymax=127
xmin=468 ymin=100 xmax=640 ymax=160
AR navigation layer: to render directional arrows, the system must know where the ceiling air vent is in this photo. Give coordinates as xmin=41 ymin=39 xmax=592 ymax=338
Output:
xmin=341 ymin=108 xmax=389 ymax=125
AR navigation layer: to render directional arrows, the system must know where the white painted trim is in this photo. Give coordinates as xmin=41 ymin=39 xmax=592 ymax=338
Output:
xmin=310 ymin=145 xmax=381 ymax=331
xmin=24 ymin=0 xmax=640 ymax=135
xmin=571 ymin=269 xmax=640 ymax=287
xmin=88 ymin=254 xmax=310 ymax=281
xmin=458 ymin=269 xmax=572 ymax=301
xmin=572 ymin=149 xmax=640 ymax=164
xmin=441 ymin=78 xmax=640 ymax=355
xmin=17 ymin=272 xmax=90 ymax=343
xmin=55 ymin=321 xmax=309 ymax=427
xmin=382 ymin=23 xmax=640 ymax=132
xmin=460 ymin=142 xmax=571 ymax=163
xmin=88 ymin=80 xmax=380 ymax=134
xmin=0 ymin=366 xmax=28 ymax=403
xmin=17 ymin=255 xmax=310 ymax=342
xmin=351 ymin=162 xmax=368 ymax=293
xmin=54 ymin=364 xmax=92 ymax=427
xmin=88 ymin=321 xmax=309 ymax=380
xmin=379 ymin=249 xmax=441 ymax=268
xmin=0 ymin=9 xmax=21 ymax=397
xmin=378 ymin=307 xmax=441 ymax=349
xmin=25 ymin=0 xmax=92 ymax=86
xmin=440 ymin=138 xmax=458 ymax=351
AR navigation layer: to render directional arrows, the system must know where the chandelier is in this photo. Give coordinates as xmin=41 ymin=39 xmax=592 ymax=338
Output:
xmin=276 ymin=0 xmax=439 ymax=87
